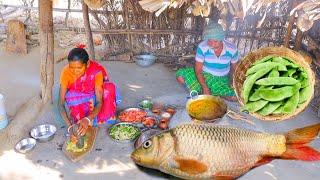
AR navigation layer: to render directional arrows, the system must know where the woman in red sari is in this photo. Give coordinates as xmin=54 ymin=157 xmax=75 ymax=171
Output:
xmin=58 ymin=46 xmax=120 ymax=136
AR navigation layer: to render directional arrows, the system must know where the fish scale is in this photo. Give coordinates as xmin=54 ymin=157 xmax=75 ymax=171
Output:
xmin=132 ymin=122 xmax=320 ymax=180
xmin=165 ymin=123 xmax=285 ymax=178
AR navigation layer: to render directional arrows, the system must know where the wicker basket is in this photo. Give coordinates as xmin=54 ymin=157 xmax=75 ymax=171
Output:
xmin=233 ymin=47 xmax=315 ymax=121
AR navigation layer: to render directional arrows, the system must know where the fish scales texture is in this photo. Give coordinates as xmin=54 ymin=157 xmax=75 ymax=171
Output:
xmin=162 ymin=123 xmax=286 ymax=178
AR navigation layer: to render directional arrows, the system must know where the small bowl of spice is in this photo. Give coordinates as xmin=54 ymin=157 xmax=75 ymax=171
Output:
xmin=160 ymin=112 xmax=172 ymax=119
xmin=142 ymin=116 xmax=158 ymax=129
xmin=158 ymin=118 xmax=169 ymax=130
xmin=152 ymin=103 xmax=164 ymax=115
xmin=165 ymin=105 xmax=176 ymax=116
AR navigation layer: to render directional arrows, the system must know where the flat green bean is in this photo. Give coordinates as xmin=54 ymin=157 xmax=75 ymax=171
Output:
xmin=298 ymin=85 xmax=311 ymax=104
xmin=249 ymin=86 xmax=273 ymax=101
xmin=242 ymin=100 xmax=268 ymax=112
xmin=257 ymin=101 xmax=283 ymax=116
xmin=273 ymin=105 xmax=284 ymax=114
xmin=268 ymin=69 xmax=280 ymax=77
xmin=283 ymin=91 xmax=299 ymax=114
xmin=300 ymin=78 xmax=309 ymax=88
xmin=283 ymin=57 xmax=299 ymax=68
xmin=288 ymin=69 xmax=297 ymax=77
xmin=257 ymin=83 xmax=301 ymax=102
xmin=246 ymin=62 xmax=287 ymax=76
xmin=243 ymin=67 xmax=274 ymax=103
xmin=253 ymin=55 xmax=275 ymax=65
xmin=300 ymin=71 xmax=308 ymax=79
xmin=255 ymin=77 xmax=298 ymax=86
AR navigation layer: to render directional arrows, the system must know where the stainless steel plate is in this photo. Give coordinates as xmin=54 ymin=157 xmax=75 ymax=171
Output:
xmin=108 ymin=122 xmax=141 ymax=143
xmin=30 ymin=124 xmax=57 ymax=142
xmin=15 ymin=138 xmax=36 ymax=153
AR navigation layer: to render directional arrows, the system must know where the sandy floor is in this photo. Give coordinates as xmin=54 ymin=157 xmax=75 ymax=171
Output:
xmin=0 ymin=47 xmax=320 ymax=180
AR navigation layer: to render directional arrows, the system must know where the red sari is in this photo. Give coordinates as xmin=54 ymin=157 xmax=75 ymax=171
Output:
xmin=65 ymin=60 xmax=118 ymax=125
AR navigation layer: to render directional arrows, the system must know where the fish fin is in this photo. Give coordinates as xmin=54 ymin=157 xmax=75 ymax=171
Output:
xmin=281 ymin=144 xmax=320 ymax=161
xmin=285 ymin=123 xmax=320 ymax=144
xmin=214 ymin=175 xmax=235 ymax=180
xmin=254 ymin=157 xmax=273 ymax=167
xmin=174 ymin=158 xmax=208 ymax=174
xmin=214 ymin=172 xmax=236 ymax=180
xmin=281 ymin=124 xmax=320 ymax=161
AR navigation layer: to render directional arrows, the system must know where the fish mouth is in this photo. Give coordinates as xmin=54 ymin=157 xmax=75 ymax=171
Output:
xmin=131 ymin=154 xmax=141 ymax=163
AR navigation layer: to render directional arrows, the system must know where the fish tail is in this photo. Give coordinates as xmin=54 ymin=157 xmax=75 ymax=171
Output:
xmin=281 ymin=123 xmax=320 ymax=161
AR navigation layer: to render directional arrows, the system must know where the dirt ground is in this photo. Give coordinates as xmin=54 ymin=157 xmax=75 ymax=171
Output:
xmin=0 ymin=46 xmax=320 ymax=180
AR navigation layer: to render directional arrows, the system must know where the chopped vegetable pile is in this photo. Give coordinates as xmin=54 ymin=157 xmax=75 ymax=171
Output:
xmin=109 ymin=124 xmax=141 ymax=141
xmin=119 ymin=110 xmax=147 ymax=122
xmin=66 ymin=136 xmax=88 ymax=153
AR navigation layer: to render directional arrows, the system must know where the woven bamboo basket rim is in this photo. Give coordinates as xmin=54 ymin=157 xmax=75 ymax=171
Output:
xmin=233 ymin=46 xmax=315 ymax=121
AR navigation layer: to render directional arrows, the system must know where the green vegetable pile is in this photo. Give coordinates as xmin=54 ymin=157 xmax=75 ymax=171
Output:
xmin=66 ymin=136 xmax=88 ymax=153
xmin=242 ymin=55 xmax=311 ymax=116
xmin=139 ymin=100 xmax=153 ymax=110
xmin=109 ymin=124 xmax=141 ymax=141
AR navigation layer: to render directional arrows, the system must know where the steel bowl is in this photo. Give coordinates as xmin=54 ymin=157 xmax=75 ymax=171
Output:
xmin=108 ymin=122 xmax=142 ymax=143
xmin=134 ymin=129 xmax=161 ymax=149
xmin=141 ymin=115 xmax=158 ymax=129
xmin=15 ymin=138 xmax=36 ymax=153
xmin=134 ymin=54 xmax=156 ymax=67
xmin=118 ymin=108 xmax=147 ymax=123
xmin=138 ymin=99 xmax=153 ymax=110
xmin=186 ymin=91 xmax=227 ymax=121
xmin=30 ymin=124 xmax=57 ymax=142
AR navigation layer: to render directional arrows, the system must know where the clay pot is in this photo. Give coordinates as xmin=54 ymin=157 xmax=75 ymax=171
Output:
xmin=158 ymin=118 xmax=169 ymax=130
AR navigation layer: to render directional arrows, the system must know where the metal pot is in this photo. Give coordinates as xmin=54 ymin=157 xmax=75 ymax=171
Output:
xmin=186 ymin=91 xmax=227 ymax=122
xmin=134 ymin=54 xmax=156 ymax=67
xmin=30 ymin=124 xmax=57 ymax=143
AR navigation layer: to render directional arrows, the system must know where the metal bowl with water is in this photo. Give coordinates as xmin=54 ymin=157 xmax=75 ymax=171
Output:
xmin=30 ymin=124 xmax=57 ymax=142
xmin=15 ymin=138 xmax=36 ymax=153
xmin=134 ymin=54 xmax=156 ymax=67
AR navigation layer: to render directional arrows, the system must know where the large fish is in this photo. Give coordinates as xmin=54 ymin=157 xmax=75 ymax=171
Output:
xmin=131 ymin=123 xmax=320 ymax=179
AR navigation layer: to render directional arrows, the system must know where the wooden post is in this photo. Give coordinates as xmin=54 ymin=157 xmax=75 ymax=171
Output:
xmin=82 ymin=1 xmax=95 ymax=60
xmin=295 ymin=29 xmax=303 ymax=50
xmin=39 ymin=0 xmax=54 ymax=103
xmin=6 ymin=20 xmax=27 ymax=54
xmin=284 ymin=0 xmax=298 ymax=47
xmin=65 ymin=0 xmax=71 ymax=27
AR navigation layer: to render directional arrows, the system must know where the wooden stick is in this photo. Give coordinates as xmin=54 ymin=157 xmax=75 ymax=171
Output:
xmin=91 ymin=29 xmax=200 ymax=35
xmin=294 ymin=29 xmax=303 ymax=50
xmin=0 ymin=4 xmax=196 ymax=17
xmin=1 ymin=4 xmax=106 ymax=14
xmin=90 ymin=11 xmax=108 ymax=29
xmin=65 ymin=0 xmax=71 ymax=27
xmin=39 ymin=0 xmax=54 ymax=103
xmin=284 ymin=0 xmax=298 ymax=47
xmin=82 ymin=1 xmax=95 ymax=60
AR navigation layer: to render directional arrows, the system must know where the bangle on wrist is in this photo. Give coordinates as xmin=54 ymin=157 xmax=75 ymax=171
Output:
xmin=84 ymin=117 xmax=92 ymax=126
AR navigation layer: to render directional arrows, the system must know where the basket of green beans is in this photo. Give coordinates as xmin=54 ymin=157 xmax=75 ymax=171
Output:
xmin=233 ymin=47 xmax=315 ymax=121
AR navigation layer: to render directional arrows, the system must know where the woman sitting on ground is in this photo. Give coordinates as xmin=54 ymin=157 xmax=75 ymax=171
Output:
xmin=58 ymin=45 xmax=120 ymax=136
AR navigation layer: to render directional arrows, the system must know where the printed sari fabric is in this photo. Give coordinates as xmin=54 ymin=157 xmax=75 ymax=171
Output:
xmin=64 ymin=60 xmax=120 ymax=126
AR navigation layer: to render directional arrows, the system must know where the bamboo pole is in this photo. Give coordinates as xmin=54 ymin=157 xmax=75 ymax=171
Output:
xmin=65 ymin=0 xmax=71 ymax=27
xmin=284 ymin=0 xmax=298 ymax=47
xmin=82 ymin=1 xmax=95 ymax=60
xmin=295 ymin=29 xmax=303 ymax=50
xmin=39 ymin=0 xmax=54 ymax=103
xmin=91 ymin=11 xmax=107 ymax=29
xmin=91 ymin=29 xmax=200 ymax=35
xmin=1 ymin=4 xmax=106 ymax=14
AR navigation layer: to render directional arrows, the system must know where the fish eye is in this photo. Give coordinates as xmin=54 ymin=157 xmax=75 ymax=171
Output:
xmin=143 ymin=140 xmax=152 ymax=149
